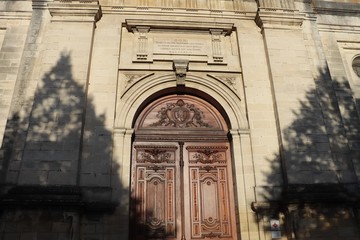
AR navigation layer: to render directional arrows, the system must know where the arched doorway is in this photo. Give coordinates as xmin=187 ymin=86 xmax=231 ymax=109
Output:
xmin=130 ymin=94 xmax=238 ymax=240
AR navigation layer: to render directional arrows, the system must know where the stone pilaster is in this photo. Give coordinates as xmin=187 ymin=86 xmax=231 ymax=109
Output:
xmin=256 ymin=4 xmax=342 ymax=186
xmin=17 ymin=0 xmax=102 ymax=186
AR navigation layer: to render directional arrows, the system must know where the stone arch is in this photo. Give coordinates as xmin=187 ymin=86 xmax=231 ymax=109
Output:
xmin=115 ymin=73 xmax=249 ymax=131
xmin=113 ymin=72 xmax=254 ymax=239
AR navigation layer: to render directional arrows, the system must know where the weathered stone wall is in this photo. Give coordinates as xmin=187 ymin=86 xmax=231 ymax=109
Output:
xmin=0 ymin=0 xmax=359 ymax=239
xmin=0 ymin=1 xmax=32 ymax=182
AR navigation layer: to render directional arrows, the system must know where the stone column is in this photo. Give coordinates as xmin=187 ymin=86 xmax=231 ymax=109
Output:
xmin=111 ymin=128 xmax=134 ymax=239
xmin=230 ymin=129 xmax=259 ymax=240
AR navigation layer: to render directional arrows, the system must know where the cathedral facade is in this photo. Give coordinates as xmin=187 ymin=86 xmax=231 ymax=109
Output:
xmin=0 ymin=0 xmax=360 ymax=239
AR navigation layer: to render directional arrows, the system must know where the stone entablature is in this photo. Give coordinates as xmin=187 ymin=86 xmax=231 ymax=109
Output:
xmin=125 ymin=19 xmax=234 ymax=66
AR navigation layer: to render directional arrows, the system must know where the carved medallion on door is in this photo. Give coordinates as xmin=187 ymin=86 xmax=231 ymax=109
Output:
xmin=131 ymin=95 xmax=238 ymax=240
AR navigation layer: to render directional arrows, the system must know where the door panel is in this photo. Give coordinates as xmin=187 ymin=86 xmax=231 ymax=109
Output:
xmin=184 ymin=143 xmax=235 ymax=240
xmin=131 ymin=144 xmax=180 ymax=239
xmin=131 ymin=95 xmax=237 ymax=240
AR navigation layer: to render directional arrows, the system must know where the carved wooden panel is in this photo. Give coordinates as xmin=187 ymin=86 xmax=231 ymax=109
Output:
xmin=135 ymin=95 xmax=227 ymax=132
xmin=131 ymin=95 xmax=237 ymax=240
xmin=135 ymin=145 xmax=176 ymax=164
xmin=132 ymin=144 xmax=178 ymax=239
xmin=185 ymin=143 xmax=236 ymax=239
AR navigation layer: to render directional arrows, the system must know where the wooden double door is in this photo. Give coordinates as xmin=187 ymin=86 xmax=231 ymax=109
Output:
xmin=130 ymin=95 xmax=238 ymax=239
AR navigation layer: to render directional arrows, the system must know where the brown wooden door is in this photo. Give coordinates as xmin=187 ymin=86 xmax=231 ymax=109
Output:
xmin=183 ymin=142 xmax=236 ymax=239
xmin=131 ymin=142 xmax=181 ymax=239
xmin=130 ymin=95 xmax=238 ymax=240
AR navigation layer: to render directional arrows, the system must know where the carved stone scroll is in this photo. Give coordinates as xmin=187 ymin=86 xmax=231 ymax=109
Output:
xmin=173 ymin=60 xmax=189 ymax=86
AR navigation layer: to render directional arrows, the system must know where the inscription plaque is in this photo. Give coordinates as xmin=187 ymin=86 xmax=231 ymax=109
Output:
xmin=154 ymin=38 xmax=207 ymax=55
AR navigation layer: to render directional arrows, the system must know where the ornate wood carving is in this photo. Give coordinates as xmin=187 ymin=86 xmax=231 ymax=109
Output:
xmin=141 ymin=149 xmax=171 ymax=163
xmin=132 ymin=144 xmax=178 ymax=239
xmin=150 ymin=99 xmax=212 ymax=128
xmin=131 ymin=95 xmax=237 ymax=239
xmin=187 ymin=144 xmax=233 ymax=239
xmin=135 ymin=145 xmax=177 ymax=164
xmin=187 ymin=146 xmax=228 ymax=164
xmin=134 ymin=166 xmax=177 ymax=238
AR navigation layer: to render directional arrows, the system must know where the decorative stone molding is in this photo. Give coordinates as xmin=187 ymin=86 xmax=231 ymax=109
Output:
xmin=125 ymin=19 xmax=234 ymax=35
xmin=123 ymin=73 xmax=154 ymax=90
xmin=173 ymin=60 xmax=189 ymax=86
xmin=313 ymin=0 xmax=360 ymax=14
xmin=257 ymin=0 xmax=296 ymax=10
xmin=209 ymin=29 xmax=226 ymax=65
xmin=132 ymin=26 xmax=152 ymax=62
xmin=48 ymin=0 xmax=102 ymax=23
xmin=33 ymin=0 xmax=52 ymax=10
xmin=255 ymin=8 xmax=305 ymax=30
xmin=208 ymin=74 xmax=238 ymax=92
xmin=125 ymin=20 xmax=233 ymax=66
xmin=0 ymin=12 xmax=32 ymax=20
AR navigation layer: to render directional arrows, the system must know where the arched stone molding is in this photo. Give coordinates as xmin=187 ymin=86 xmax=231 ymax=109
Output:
xmin=112 ymin=72 xmax=258 ymax=239
xmin=114 ymin=73 xmax=249 ymax=130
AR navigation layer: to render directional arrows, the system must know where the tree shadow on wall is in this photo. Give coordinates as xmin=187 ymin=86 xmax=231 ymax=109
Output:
xmin=0 ymin=52 xmax=124 ymax=239
xmin=0 ymin=51 xmax=167 ymax=239
xmin=254 ymin=67 xmax=360 ymax=239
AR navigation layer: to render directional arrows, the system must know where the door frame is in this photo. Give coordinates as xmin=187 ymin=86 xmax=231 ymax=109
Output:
xmin=113 ymin=81 xmax=253 ymax=239
xmin=129 ymin=94 xmax=239 ymax=239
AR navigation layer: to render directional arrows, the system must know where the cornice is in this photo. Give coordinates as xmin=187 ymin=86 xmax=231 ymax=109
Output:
xmin=125 ymin=19 xmax=235 ymax=35
xmin=317 ymin=23 xmax=360 ymax=33
xmin=48 ymin=0 xmax=102 ymax=23
xmin=255 ymin=8 xmax=305 ymax=30
xmin=313 ymin=1 xmax=360 ymax=15
xmin=101 ymin=6 xmax=257 ymax=21
xmin=32 ymin=0 xmax=52 ymax=10
xmin=0 ymin=185 xmax=117 ymax=210
xmin=0 ymin=12 xmax=32 ymax=20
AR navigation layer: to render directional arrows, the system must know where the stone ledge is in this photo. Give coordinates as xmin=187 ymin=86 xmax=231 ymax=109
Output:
xmin=313 ymin=0 xmax=360 ymax=14
xmin=255 ymin=8 xmax=305 ymax=30
xmin=0 ymin=12 xmax=32 ymax=20
xmin=252 ymin=183 xmax=360 ymax=212
xmin=283 ymin=183 xmax=360 ymax=203
xmin=48 ymin=0 xmax=102 ymax=23
xmin=125 ymin=19 xmax=234 ymax=35
xmin=0 ymin=185 xmax=117 ymax=211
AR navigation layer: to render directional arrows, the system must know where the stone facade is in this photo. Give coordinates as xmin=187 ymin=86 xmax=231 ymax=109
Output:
xmin=0 ymin=0 xmax=359 ymax=239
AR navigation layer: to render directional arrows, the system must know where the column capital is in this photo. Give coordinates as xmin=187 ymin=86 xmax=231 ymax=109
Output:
xmin=48 ymin=0 xmax=102 ymax=23
xmin=229 ymin=129 xmax=250 ymax=137
xmin=113 ymin=128 xmax=134 ymax=136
